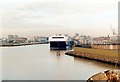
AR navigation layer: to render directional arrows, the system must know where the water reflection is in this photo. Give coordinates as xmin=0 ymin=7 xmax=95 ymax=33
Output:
xmin=74 ymin=57 xmax=115 ymax=69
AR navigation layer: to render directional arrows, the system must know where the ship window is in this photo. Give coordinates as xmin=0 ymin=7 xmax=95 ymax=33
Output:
xmin=52 ymin=37 xmax=64 ymax=39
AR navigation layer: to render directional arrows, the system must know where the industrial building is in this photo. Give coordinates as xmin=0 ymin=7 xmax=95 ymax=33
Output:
xmin=91 ymin=36 xmax=120 ymax=50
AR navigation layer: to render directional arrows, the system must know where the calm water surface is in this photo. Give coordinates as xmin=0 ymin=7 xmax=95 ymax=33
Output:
xmin=2 ymin=44 xmax=114 ymax=80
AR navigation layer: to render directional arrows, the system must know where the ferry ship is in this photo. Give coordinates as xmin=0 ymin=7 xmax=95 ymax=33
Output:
xmin=49 ymin=34 xmax=73 ymax=50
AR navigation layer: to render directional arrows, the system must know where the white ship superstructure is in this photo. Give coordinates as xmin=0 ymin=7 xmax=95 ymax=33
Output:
xmin=49 ymin=34 xmax=73 ymax=50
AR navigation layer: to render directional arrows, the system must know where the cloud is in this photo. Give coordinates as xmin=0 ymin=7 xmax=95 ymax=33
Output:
xmin=1 ymin=0 xmax=119 ymax=36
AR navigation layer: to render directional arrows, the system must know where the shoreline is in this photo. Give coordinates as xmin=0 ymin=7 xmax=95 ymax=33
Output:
xmin=65 ymin=47 xmax=120 ymax=66
xmin=0 ymin=42 xmax=49 ymax=47
xmin=65 ymin=51 xmax=119 ymax=66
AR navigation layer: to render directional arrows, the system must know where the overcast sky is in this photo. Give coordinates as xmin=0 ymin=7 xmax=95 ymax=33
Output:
xmin=1 ymin=0 xmax=119 ymax=37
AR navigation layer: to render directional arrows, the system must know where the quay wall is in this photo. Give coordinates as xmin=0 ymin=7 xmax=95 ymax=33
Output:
xmin=0 ymin=42 xmax=49 ymax=47
xmin=65 ymin=47 xmax=120 ymax=66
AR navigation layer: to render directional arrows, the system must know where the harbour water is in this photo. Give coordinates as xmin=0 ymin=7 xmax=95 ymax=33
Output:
xmin=2 ymin=44 xmax=115 ymax=80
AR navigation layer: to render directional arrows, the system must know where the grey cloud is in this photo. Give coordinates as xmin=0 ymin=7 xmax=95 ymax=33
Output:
xmin=17 ymin=2 xmax=78 ymax=15
xmin=2 ymin=0 xmax=118 ymax=30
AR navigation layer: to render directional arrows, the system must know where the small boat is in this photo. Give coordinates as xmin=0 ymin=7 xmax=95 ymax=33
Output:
xmin=87 ymin=69 xmax=120 ymax=82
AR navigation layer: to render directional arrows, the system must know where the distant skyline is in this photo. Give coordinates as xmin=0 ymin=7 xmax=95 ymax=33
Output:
xmin=1 ymin=0 xmax=119 ymax=37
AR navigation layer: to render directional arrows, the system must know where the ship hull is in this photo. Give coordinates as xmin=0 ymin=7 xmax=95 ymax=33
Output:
xmin=50 ymin=41 xmax=66 ymax=50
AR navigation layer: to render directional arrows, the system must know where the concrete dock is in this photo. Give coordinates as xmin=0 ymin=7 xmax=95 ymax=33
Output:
xmin=65 ymin=47 xmax=120 ymax=66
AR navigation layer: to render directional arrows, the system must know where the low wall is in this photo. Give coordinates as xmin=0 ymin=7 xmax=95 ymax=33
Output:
xmin=65 ymin=47 xmax=120 ymax=66
xmin=91 ymin=44 xmax=120 ymax=50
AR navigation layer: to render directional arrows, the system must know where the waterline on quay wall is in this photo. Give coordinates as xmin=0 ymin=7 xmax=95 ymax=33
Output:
xmin=65 ymin=47 xmax=120 ymax=66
